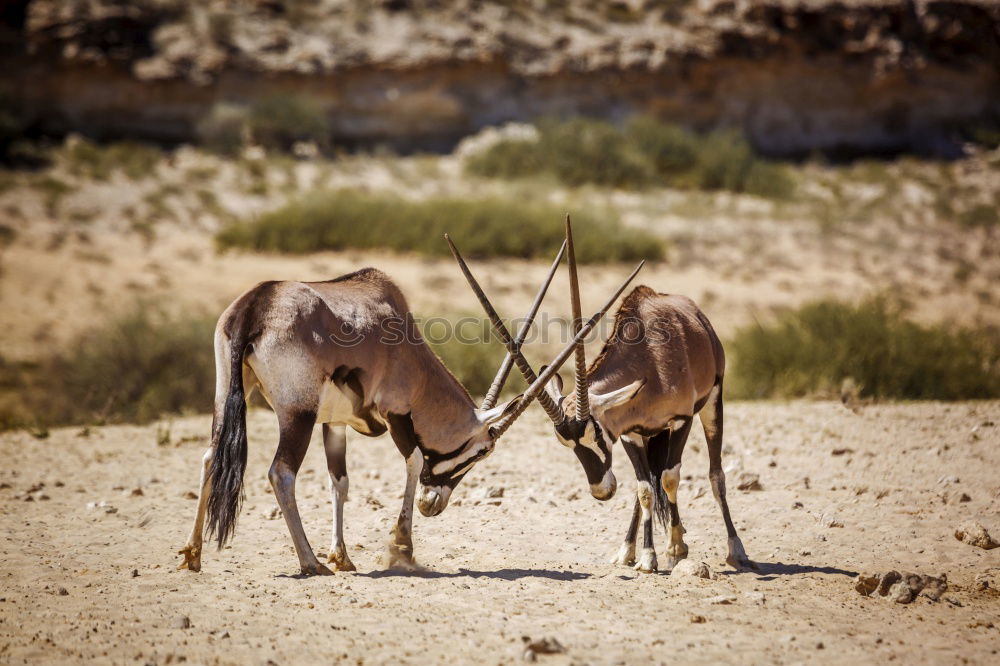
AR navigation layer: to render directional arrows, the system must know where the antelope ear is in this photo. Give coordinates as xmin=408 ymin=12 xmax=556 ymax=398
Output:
xmin=590 ymin=379 xmax=645 ymax=411
xmin=540 ymin=365 xmax=564 ymax=404
xmin=479 ymin=395 xmax=523 ymax=428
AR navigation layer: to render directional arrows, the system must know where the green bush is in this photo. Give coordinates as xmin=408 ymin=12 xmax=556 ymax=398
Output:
xmin=216 ymin=190 xmax=663 ymax=262
xmin=248 ymin=95 xmax=329 ymax=152
xmin=422 ymin=317 xmax=528 ymax=399
xmin=466 ymin=116 xmax=795 ymax=197
xmin=958 ymin=204 xmax=999 ymax=229
xmin=65 ymin=139 xmax=162 ymax=180
xmin=196 ymin=103 xmax=248 ymax=156
xmin=0 ymin=305 xmax=217 ymax=429
xmin=727 ymin=296 xmax=1000 ymax=400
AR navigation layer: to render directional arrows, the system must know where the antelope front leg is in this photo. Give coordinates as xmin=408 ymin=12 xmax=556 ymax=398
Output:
xmin=178 ymin=446 xmax=214 ymax=572
xmin=622 ymin=435 xmax=657 ymax=573
xmin=386 ymin=450 xmax=422 ymax=570
xmin=609 ymin=497 xmax=640 ymax=567
xmin=322 ymin=424 xmax=355 ymax=572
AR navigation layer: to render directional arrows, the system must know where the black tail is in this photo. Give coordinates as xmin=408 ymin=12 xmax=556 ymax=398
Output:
xmin=649 ymin=468 xmax=671 ymax=536
xmin=206 ymin=333 xmax=251 ymax=549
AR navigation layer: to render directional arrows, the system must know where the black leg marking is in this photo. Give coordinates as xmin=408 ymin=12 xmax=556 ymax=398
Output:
xmin=622 ymin=437 xmax=657 ymax=573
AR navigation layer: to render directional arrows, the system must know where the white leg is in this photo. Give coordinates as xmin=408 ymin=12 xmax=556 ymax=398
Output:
xmin=323 ymin=424 xmax=355 ymax=571
xmin=634 ymin=480 xmax=657 ymax=573
xmin=386 ymin=450 xmax=422 ymax=569
xmin=178 ymin=446 xmax=214 ymax=572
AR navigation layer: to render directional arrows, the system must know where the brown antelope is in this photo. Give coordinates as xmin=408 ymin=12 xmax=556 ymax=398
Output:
xmin=449 ymin=219 xmax=753 ymax=574
xmin=177 ymin=259 xmax=640 ymax=575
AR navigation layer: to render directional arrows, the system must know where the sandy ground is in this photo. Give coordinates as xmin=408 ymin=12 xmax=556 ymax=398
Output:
xmin=1 ymin=401 xmax=998 ymax=664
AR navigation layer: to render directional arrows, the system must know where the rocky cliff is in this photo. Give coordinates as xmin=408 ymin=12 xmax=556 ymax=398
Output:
xmin=4 ymin=0 xmax=999 ymax=155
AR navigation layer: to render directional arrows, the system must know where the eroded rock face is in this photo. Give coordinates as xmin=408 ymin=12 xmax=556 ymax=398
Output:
xmin=5 ymin=0 xmax=1000 ymax=155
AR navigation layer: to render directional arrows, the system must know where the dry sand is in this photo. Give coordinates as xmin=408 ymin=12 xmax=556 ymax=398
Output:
xmin=2 ymin=401 xmax=998 ymax=664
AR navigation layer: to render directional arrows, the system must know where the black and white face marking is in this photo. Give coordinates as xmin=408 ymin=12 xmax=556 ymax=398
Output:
xmin=555 ymin=417 xmax=616 ymax=501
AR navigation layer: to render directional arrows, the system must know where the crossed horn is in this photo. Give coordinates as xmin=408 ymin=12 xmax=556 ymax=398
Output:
xmin=445 ymin=219 xmax=643 ymax=438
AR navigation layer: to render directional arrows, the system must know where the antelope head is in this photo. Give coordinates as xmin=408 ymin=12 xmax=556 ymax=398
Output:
xmin=445 ymin=220 xmax=644 ymax=502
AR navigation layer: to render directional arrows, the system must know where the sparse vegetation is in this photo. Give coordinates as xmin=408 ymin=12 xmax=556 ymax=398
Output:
xmin=959 ymin=204 xmax=999 ymax=229
xmin=422 ymin=317 xmax=527 ymax=398
xmin=467 ymin=117 xmax=795 ymax=198
xmin=248 ymin=95 xmax=330 ymax=153
xmin=216 ymin=190 xmax=663 ymax=262
xmin=64 ymin=138 xmax=162 ymax=180
xmin=0 ymin=305 xmax=217 ymax=429
xmin=196 ymin=103 xmax=248 ymax=157
xmin=728 ymin=296 xmax=1000 ymax=400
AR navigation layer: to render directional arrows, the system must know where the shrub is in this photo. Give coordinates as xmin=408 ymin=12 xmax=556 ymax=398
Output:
xmin=466 ymin=116 xmax=795 ymax=197
xmin=0 ymin=305 xmax=217 ymax=429
xmin=959 ymin=204 xmax=999 ymax=229
xmin=65 ymin=139 xmax=162 ymax=180
xmin=216 ymin=190 xmax=663 ymax=263
xmin=727 ymin=296 xmax=1000 ymax=400
xmin=248 ymin=95 xmax=329 ymax=152
xmin=423 ymin=317 xmax=528 ymax=399
xmin=196 ymin=103 xmax=248 ymax=156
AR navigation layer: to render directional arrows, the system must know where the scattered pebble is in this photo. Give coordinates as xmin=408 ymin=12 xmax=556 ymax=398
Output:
xmin=954 ymin=521 xmax=998 ymax=549
xmin=182 ymin=491 xmax=197 ymax=500
xmin=705 ymin=594 xmax=737 ymax=605
xmin=131 ymin=569 xmax=139 ymax=578
xmin=689 ymin=614 xmax=707 ymax=623
xmin=521 ymin=636 xmax=564 ymax=661
xmin=736 ymin=473 xmax=762 ymax=492
xmin=57 ymin=587 xmax=68 ymax=596
xmin=175 ymin=616 xmax=191 ymax=630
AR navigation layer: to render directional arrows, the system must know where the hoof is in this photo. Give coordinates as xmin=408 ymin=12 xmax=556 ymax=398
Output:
xmin=727 ymin=555 xmax=758 ymax=571
xmin=664 ymin=554 xmax=687 ymax=572
xmin=634 ymin=549 xmax=658 ymax=574
xmin=177 ymin=545 xmax=201 ymax=572
xmin=664 ymin=543 xmax=688 ymax=571
xmin=301 ymin=561 xmax=335 ymax=576
xmin=726 ymin=537 xmax=756 ymax=570
xmin=385 ymin=542 xmax=419 ymax=571
xmin=610 ymin=543 xmax=636 ymax=567
xmin=328 ymin=547 xmax=357 ymax=572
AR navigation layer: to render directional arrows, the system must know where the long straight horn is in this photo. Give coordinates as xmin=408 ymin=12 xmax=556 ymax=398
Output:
xmin=481 ymin=239 xmax=567 ymax=409
xmin=490 ymin=260 xmax=645 ymax=439
xmin=444 ymin=234 xmax=566 ymax=425
xmin=565 ymin=215 xmax=590 ymax=421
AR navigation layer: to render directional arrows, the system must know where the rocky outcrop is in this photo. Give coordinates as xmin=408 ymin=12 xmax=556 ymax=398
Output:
xmin=4 ymin=0 xmax=999 ymax=155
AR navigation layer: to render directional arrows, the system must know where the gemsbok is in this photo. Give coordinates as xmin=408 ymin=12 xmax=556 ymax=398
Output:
xmin=448 ymin=219 xmax=754 ymax=574
xmin=177 ymin=259 xmax=641 ymax=575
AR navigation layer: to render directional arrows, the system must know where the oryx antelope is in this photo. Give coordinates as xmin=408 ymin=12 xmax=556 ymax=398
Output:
xmin=449 ymin=219 xmax=753 ymax=574
xmin=177 ymin=261 xmax=638 ymax=575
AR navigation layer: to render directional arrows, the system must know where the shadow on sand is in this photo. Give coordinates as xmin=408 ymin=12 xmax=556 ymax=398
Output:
xmin=358 ymin=567 xmax=592 ymax=581
xmin=718 ymin=560 xmax=858 ymax=580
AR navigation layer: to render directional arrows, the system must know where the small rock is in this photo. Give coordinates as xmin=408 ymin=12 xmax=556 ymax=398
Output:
xmin=954 ymin=521 xmax=999 ymax=549
xmin=671 ymin=560 xmax=712 ymax=579
xmin=128 ymin=488 xmax=144 ymax=497
xmin=705 ymin=594 xmax=737 ymax=605
xmin=182 ymin=491 xmax=197 ymax=500
xmin=854 ymin=573 xmax=880 ymax=596
xmin=959 ymin=493 xmax=971 ymax=502
xmin=57 ymin=587 xmax=68 ymax=596
xmin=831 ymin=448 xmax=854 ymax=456
xmin=745 ymin=591 xmax=766 ymax=606
xmin=973 ymin=572 xmax=993 ymax=591
xmin=792 ymin=501 xmax=804 ymax=509
xmin=938 ymin=475 xmax=960 ymax=486
xmin=131 ymin=569 xmax=139 ymax=578
xmin=266 ymin=507 xmax=281 ymax=520
xmin=689 ymin=614 xmax=707 ymax=623
xmin=521 ymin=636 xmax=564 ymax=661
xmin=921 ymin=574 xmax=947 ymax=602
xmin=175 ymin=616 xmax=191 ymax=629
xmin=736 ymin=473 xmax=762 ymax=492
